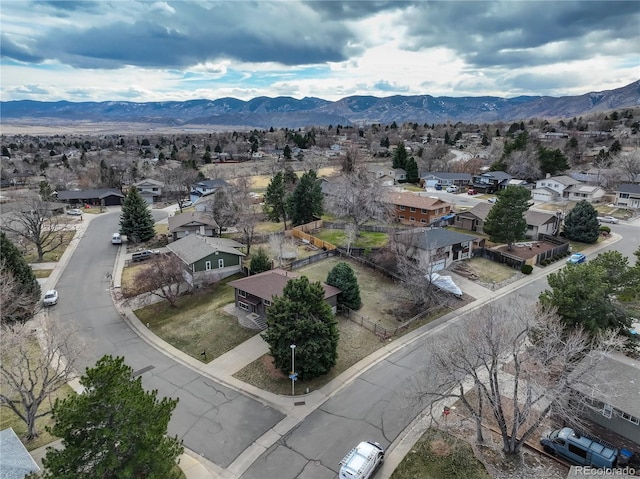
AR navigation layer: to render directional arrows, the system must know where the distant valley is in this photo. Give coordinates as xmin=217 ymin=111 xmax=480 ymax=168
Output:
xmin=2 ymin=80 xmax=639 ymax=130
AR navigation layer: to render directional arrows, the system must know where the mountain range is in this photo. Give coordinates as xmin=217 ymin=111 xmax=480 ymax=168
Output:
xmin=2 ymin=81 xmax=639 ymax=129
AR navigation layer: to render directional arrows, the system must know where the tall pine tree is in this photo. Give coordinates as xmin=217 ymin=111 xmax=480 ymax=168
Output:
xmin=326 ymin=262 xmax=361 ymax=310
xmin=405 ymin=157 xmax=419 ymax=183
xmin=263 ymin=172 xmax=289 ymax=229
xmin=119 ymin=186 xmax=155 ymax=243
xmin=41 ymin=356 xmax=183 ymax=479
xmin=483 ymin=187 xmax=532 ymax=250
xmin=288 ymin=170 xmax=323 ymax=226
xmin=563 ymin=200 xmax=600 ymax=244
xmin=0 ymin=231 xmax=40 ymax=324
xmin=392 ymin=140 xmax=408 ymax=169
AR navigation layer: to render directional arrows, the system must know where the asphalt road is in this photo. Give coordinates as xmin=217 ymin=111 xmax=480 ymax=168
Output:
xmin=240 ymin=220 xmax=640 ymax=479
xmin=51 ymin=210 xmax=285 ymax=468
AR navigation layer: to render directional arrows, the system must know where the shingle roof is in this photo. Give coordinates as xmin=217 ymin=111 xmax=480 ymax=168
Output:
xmin=56 ymin=188 xmax=124 ymax=200
xmin=617 ymin=183 xmax=640 ymax=194
xmin=465 ymin=202 xmax=493 ymax=220
xmin=395 ymin=227 xmax=479 ymax=250
xmin=167 ymin=212 xmax=219 ymax=232
xmin=525 ymin=209 xmax=557 ymax=226
xmin=0 ymin=428 xmax=40 ymax=478
xmin=228 ymin=269 xmax=340 ymax=301
xmin=384 ymin=191 xmax=451 ymax=210
xmin=420 ymin=172 xmax=473 ymax=180
xmin=166 ymin=234 xmax=244 ymax=265
xmin=544 ymin=175 xmax=580 ymax=186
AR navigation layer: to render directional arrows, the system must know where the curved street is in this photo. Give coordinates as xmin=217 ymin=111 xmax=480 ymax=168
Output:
xmin=39 ymin=207 xmax=639 ymax=479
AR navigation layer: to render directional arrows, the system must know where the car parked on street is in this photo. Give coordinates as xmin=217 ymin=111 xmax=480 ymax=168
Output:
xmin=339 ymin=441 xmax=385 ymax=479
xmin=467 ymin=188 xmax=478 ymax=195
xmin=597 ymin=216 xmax=619 ymax=224
xmin=179 ymin=200 xmax=193 ymax=208
xmin=567 ymin=252 xmax=587 ymax=264
xmin=446 ymin=185 xmax=458 ymax=193
xmin=66 ymin=208 xmax=83 ymax=216
xmin=43 ymin=289 xmax=58 ymax=306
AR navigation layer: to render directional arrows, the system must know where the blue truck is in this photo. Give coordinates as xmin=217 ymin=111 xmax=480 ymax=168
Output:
xmin=541 ymin=427 xmax=634 ymax=469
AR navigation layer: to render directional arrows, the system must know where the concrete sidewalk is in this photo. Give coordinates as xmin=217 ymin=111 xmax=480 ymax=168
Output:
xmin=32 ymin=207 xmax=624 ymax=479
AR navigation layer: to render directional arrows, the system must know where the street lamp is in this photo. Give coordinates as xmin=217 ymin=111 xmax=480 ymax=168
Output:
xmin=289 ymin=344 xmax=297 ymax=397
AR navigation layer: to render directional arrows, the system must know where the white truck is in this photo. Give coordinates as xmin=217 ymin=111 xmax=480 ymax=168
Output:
xmin=339 ymin=441 xmax=385 ymax=479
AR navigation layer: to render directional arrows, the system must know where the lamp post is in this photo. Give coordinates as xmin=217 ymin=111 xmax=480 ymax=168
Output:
xmin=290 ymin=344 xmax=296 ymax=397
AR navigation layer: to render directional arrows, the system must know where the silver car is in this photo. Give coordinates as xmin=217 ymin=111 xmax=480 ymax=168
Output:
xmin=597 ymin=216 xmax=619 ymax=224
xmin=43 ymin=290 xmax=58 ymax=306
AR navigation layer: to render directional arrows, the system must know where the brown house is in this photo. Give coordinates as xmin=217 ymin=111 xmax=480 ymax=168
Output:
xmin=167 ymin=212 xmax=219 ymax=241
xmin=384 ymin=191 xmax=453 ymax=226
xmin=227 ymin=269 xmax=341 ymax=325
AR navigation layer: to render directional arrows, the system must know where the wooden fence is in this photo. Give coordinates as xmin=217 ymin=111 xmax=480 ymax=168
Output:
xmin=472 ymin=247 xmax=525 ymax=269
xmin=290 ymin=221 xmax=336 ymax=251
xmin=283 ymin=249 xmax=338 ymax=271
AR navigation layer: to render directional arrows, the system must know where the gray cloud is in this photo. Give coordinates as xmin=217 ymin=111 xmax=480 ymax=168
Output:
xmin=0 ymin=34 xmax=45 ymax=63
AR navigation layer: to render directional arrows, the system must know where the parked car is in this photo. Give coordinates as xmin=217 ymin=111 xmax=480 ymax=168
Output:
xmin=131 ymin=250 xmax=159 ymax=262
xmin=567 ymin=252 xmax=587 ymax=264
xmin=179 ymin=200 xmax=193 ymax=207
xmin=339 ymin=441 xmax=385 ymax=479
xmin=467 ymin=188 xmax=478 ymax=195
xmin=540 ymin=428 xmax=632 ymax=469
xmin=66 ymin=208 xmax=83 ymax=216
xmin=446 ymin=185 xmax=458 ymax=193
xmin=43 ymin=289 xmax=58 ymax=306
xmin=434 ymin=184 xmax=443 ymax=191
xmin=597 ymin=216 xmax=619 ymax=224
xmin=111 ymin=233 xmax=122 ymax=244
xmin=488 ymin=197 xmax=497 ymax=203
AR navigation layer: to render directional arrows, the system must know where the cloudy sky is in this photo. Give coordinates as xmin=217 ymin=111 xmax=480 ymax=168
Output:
xmin=1 ymin=1 xmax=639 ymax=103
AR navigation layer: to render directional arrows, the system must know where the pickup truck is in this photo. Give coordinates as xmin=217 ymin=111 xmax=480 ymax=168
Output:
xmin=131 ymin=250 xmax=159 ymax=262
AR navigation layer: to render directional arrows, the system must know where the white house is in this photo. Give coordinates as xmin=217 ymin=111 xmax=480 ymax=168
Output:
xmin=133 ymin=178 xmax=164 ymax=204
xmin=532 ymin=175 xmax=604 ymax=203
xmin=615 ymin=184 xmax=640 ymax=209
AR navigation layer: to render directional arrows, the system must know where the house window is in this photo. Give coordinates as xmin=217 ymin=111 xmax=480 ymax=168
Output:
xmin=409 ymin=217 xmax=415 ymax=222
xmin=238 ymin=302 xmax=250 ymax=311
xmin=399 ymin=215 xmax=405 ymax=220
xmin=602 ymin=403 xmax=613 ymax=418
xmin=399 ymin=206 xmax=406 ymax=211
xmin=205 ymin=261 xmax=212 ymax=271
xmin=420 ymin=219 xmax=427 ymax=224
xmin=264 ymin=299 xmax=272 ymax=306
xmin=621 ymin=412 xmax=640 ymax=425
xmin=620 ymin=193 xmax=629 ymax=199
xmin=218 ymin=259 xmax=224 ymax=268
xmin=409 ymin=207 xmax=416 ymax=212
xmin=421 ymin=209 xmax=428 ymax=214
xmin=238 ymin=290 xmax=246 ymax=298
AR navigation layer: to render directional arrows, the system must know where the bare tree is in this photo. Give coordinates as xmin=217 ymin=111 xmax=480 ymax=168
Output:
xmin=268 ymin=233 xmax=287 ymax=268
xmin=2 ymin=196 xmax=67 ymax=262
xmin=614 ymin=149 xmax=640 ymax=183
xmin=413 ymin=301 xmax=623 ymax=456
xmin=162 ymin=166 xmax=199 ymax=211
xmin=201 ymin=188 xmax=239 ymax=236
xmin=505 ymin=148 xmax=541 ymax=180
xmin=233 ymin=177 xmax=262 ymax=256
xmin=131 ymin=254 xmax=189 ymax=308
xmin=325 ymin=169 xmax=392 ymax=238
xmin=0 ymin=322 xmax=83 ymax=440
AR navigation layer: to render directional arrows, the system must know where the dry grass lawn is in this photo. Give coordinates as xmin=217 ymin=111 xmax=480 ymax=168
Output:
xmin=23 ymin=230 xmax=76 ymax=263
xmin=461 ymin=257 xmax=519 ymax=284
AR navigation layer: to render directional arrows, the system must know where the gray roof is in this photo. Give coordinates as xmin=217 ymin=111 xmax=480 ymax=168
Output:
xmin=543 ymin=175 xmax=580 ymax=186
xmin=570 ymin=351 xmax=640 ymax=418
xmin=617 ymin=183 xmax=640 ymax=194
xmin=195 ymin=179 xmax=231 ymax=189
xmin=56 ymin=188 xmax=123 ymax=200
xmin=167 ymin=212 xmax=219 ymax=232
xmin=395 ymin=227 xmax=480 ymax=250
xmin=228 ymin=269 xmax=340 ymax=301
xmin=464 ymin=202 xmax=493 ymax=220
xmin=420 ymin=172 xmax=473 ymax=180
xmin=0 ymin=428 xmax=40 ymax=478
xmin=166 ymin=234 xmax=244 ymax=265
xmin=476 ymin=171 xmax=512 ymax=180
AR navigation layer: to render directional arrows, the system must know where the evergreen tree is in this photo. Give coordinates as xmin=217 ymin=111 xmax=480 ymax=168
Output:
xmin=39 ymin=180 xmax=53 ymax=201
xmin=119 ymin=186 xmax=155 ymax=243
xmin=444 ymin=131 xmax=451 ymax=145
xmin=392 ymin=140 xmax=408 ymax=169
xmin=263 ymin=172 xmax=289 ymax=229
xmin=41 ymin=356 xmax=183 ymax=479
xmin=0 ymin=231 xmax=40 ymax=324
xmin=283 ymin=145 xmax=292 ymax=160
xmin=483 ymin=187 xmax=532 ymax=250
xmin=261 ymin=277 xmax=339 ymax=381
xmin=288 ymin=170 xmax=323 ymax=226
xmin=326 ymin=262 xmax=361 ymax=310
xmin=405 ymin=157 xmax=419 ymax=183
xmin=562 ymin=200 xmax=600 ymax=244
xmin=538 ymin=147 xmax=569 ymax=176
xmin=249 ymin=247 xmax=271 ymax=274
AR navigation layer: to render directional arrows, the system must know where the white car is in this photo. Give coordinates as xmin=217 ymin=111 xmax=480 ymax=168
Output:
xmin=66 ymin=208 xmax=83 ymax=216
xmin=339 ymin=441 xmax=385 ymax=479
xmin=446 ymin=185 xmax=458 ymax=193
xmin=43 ymin=289 xmax=58 ymax=306
xmin=488 ymin=197 xmax=498 ymax=203
xmin=597 ymin=216 xmax=619 ymax=224
xmin=179 ymin=200 xmax=193 ymax=207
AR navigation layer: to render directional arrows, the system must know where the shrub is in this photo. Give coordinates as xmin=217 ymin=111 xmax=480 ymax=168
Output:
xmin=521 ymin=264 xmax=533 ymax=274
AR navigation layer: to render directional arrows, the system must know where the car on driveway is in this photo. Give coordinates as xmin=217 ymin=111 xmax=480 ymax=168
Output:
xmin=488 ymin=197 xmax=497 ymax=203
xmin=567 ymin=253 xmax=587 ymax=264
xmin=43 ymin=289 xmax=58 ymax=306
xmin=446 ymin=185 xmax=458 ymax=193
xmin=179 ymin=200 xmax=193 ymax=207
xmin=597 ymin=216 xmax=619 ymax=224
xmin=66 ymin=208 xmax=83 ymax=216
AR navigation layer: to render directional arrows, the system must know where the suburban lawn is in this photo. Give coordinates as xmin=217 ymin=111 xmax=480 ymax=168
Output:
xmin=33 ymin=269 xmax=53 ymax=278
xmin=133 ymin=274 xmax=258 ymax=362
xmin=313 ymin=229 xmax=389 ymax=249
xmin=23 ymin=230 xmax=76 ymax=263
xmin=458 ymin=257 xmax=518 ymax=284
xmin=390 ymin=428 xmax=491 ymax=479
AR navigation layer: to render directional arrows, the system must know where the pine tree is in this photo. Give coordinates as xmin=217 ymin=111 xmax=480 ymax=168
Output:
xmin=288 ymin=170 xmax=323 ymax=226
xmin=119 ymin=186 xmax=155 ymax=243
xmin=563 ymin=200 xmax=600 ymax=244
xmin=392 ymin=141 xmax=408 ymax=169
xmin=250 ymin=247 xmax=271 ymax=274
xmin=483 ymin=187 xmax=532 ymax=250
xmin=405 ymin=157 xmax=419 ymax=183
xmin=0 ymin=231 xmax=40 ymax=324
xmin=41 ymin=356 xmax=183 ymax=479
xmin=263 ymin=172 xmax=289 ymax=229
xmin=261 ymin=277 xmax=339 ymax=381
xmin=326 ymin=262 xmax=361 ymax=310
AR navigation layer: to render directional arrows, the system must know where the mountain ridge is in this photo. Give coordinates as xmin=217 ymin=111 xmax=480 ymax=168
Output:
xmin=2 ymin=81 xmax=638 ymax=129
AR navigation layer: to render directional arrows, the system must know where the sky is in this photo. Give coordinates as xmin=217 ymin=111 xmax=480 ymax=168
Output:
xmin=1 ymin=0 xmax=639 ymax=104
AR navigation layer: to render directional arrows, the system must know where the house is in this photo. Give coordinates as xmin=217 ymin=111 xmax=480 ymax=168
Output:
xmin=227 ymin=269 xmax=341 ymax=324
xmin=166 ymin=234 xmax=245 ymax=286
xmin=454 ymin=204 xmax=560 ymax=238
xmin=394 ymin=227 xmax=483 ymax=271
xmin=471 ymin=171 xmax=512 ymax=194
xmin=167 ymin=212 xmax=219 ymax=241
xmin=532 ymin=175 xmax=605 ymax=203
xmin=420 ymin=172 xmax=473 ymax=190
xmin=366 ymin=165 xmax=399 ymax=186
xmin=454 ymin=202 xmax=493 ymax=233
xmin=569 ymin=351 xmax=640 ymax=445
xmin=132 ymin=178 xmax=164 ymax=204
xmin=0 ymin=427 xmax=40 ymax=478
xmin=615 ymin=184 xmax=640 ymax=209
xmin=190 ymin=178 xmax=232 ymax=203
xmin=55 ymin=188 xmax=124 ymax=206
xmin=384 ymin=191 xmax=453 ymax=226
